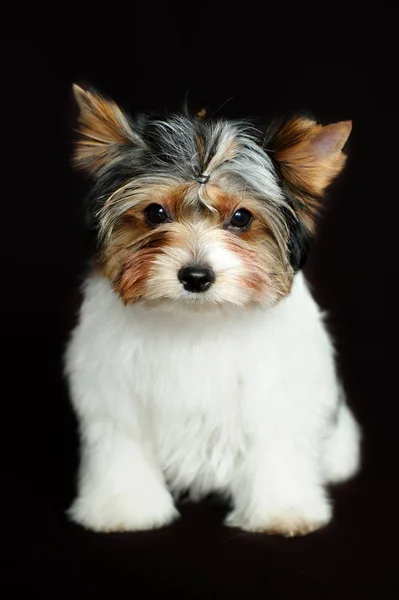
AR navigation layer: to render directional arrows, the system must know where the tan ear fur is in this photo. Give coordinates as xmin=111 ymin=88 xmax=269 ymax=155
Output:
xmin=72 ymin=84 xmax=142 ymax=172
xmin=274 ymin=117 xmax=352 ymax=231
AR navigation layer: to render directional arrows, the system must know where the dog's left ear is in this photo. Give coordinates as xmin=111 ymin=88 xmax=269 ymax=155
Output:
xmin=271 ymin=117 xmax=352 ymax=233
xmin=72 ymin=84 xmax=145 ymax=173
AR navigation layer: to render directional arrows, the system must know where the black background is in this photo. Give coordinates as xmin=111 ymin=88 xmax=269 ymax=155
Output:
xmin=1 ymin=2 xmax=397 ymax=598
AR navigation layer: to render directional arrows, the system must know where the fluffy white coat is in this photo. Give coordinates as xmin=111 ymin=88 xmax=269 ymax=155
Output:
xmin=65 ymin=271 xmax=361 ymax=536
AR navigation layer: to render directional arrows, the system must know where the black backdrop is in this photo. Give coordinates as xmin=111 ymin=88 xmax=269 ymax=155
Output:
xmin=1 ymin=2 xmax=397 ymax=598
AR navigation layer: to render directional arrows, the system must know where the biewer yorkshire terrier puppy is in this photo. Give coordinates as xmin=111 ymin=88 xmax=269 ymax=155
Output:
xmin=65 ymin=84 xmax=361 ymax=537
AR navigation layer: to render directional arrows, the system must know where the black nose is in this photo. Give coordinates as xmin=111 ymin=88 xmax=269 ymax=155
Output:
xmin=178 ymin=265 xmax=215 ymax=293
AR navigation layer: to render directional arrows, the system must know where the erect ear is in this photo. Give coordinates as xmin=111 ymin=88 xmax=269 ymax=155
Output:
xmin=271 ymin=117 xmax=352 ymax=232
xmin=72 ymin=84 xmax=145 ymax=173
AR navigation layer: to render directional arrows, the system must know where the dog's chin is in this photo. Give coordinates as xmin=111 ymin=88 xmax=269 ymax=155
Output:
xmin=127 ymin=287 xmax=281 ymax=314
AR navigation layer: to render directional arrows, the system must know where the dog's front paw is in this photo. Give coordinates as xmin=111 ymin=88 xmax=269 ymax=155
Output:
xmin=225 ymin=496 xmax=332 ymax=537
xmin=68 ymin=486 xmax=179 ymax=533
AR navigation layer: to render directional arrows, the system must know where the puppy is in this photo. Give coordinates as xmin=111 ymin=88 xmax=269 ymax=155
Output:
xmin=65 ymin=85 xmax=361 ymax=536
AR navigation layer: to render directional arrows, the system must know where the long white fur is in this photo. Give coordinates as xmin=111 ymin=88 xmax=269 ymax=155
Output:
xmin=65 ymin=270 xmax=361 ymax=535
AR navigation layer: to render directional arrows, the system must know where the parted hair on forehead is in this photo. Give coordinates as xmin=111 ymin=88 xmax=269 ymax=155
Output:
xmin=72 ymin=84 xmax=351 ymax=306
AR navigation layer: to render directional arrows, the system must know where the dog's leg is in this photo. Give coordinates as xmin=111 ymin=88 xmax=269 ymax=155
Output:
xmin=68 ymin=418 xmax=179 ymax=532
xmin=225 ymin=434 xmax=332 ymax=537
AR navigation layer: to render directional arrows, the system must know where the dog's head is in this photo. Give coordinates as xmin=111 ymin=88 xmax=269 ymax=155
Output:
xmin=73 ymin=85 xmax=351 ymax=309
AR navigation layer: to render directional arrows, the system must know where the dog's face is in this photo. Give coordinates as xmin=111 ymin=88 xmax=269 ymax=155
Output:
xmin=73 ymin=85 xmax=351 ymax=309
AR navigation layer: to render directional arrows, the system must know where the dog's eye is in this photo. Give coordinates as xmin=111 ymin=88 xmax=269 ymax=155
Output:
xmin=229 ymin=209 xmax=252 ymax=229
xmin=144 ymin=203 xmax=169 ymax=225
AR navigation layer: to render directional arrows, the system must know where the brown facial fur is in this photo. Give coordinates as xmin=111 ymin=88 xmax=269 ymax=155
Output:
xmin=199 ymin=184 xmax=292 ymax=298
xmin=115 ymin=232 xmax=171 ymax=304
xmin=100 ymin=180 xmax=293 ymax=306
xmin=100 ymin=184 xmax=196 ymax=303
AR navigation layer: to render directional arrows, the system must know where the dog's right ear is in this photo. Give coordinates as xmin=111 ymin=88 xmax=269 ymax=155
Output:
xmin=72 ymin=84 xmax=145 ymax=173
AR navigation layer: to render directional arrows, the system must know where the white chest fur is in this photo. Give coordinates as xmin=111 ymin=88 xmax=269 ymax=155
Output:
xmin=65 ymin=272 xmax=361 ymax=535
